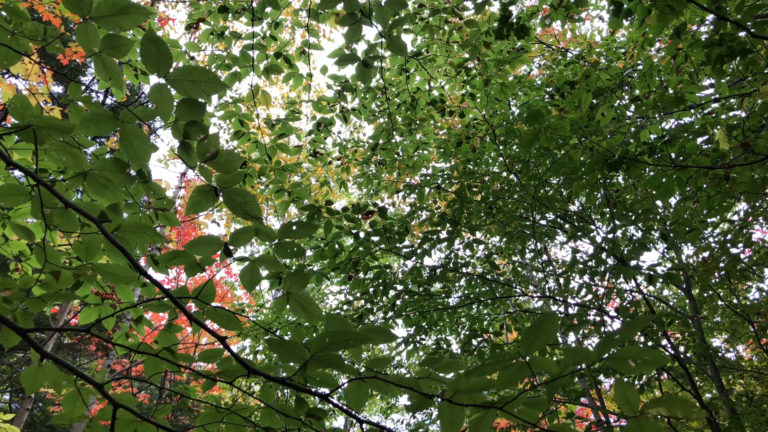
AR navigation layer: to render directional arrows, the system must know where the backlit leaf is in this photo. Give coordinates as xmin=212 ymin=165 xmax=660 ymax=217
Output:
xmin=614 ymin=380 xmax=641 ymax=415
xmin=141 ymin=28 xmax=173 ymax=76
xmin=288 ymin=291 xmax=323 ymax=322
xmin=184 ymin=235 xmax=224 ymax=257
xmin=166 ymin=66 xmax=228 ymax=99
xmin=61 ymin=0 xmax=92 ymax=16
xmin=438 ymin=401 xmax=464 ymax=432
xmin=0 ymin=183 xmax=29 ymax=208
xmin=91 ymin=0 xmax=153 ymax=31
xmin=222 ymin=188 xmax=262 ymax=221
xmin=278 ymin=221 xmax=320 ymax=240
xmin=519 ymin=312 xmax=559 ymax=355
xmin=100 ymin=33 xmax=134 ymax=59
xmin=118 ymin=124 xmax=158 ymax=169
xmin=185 ymin=185 xmax=218 ymax=216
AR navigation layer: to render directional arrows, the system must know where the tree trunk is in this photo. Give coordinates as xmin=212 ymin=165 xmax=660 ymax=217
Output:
xmin=12 ymin=301 xmax=72 ymax=430
xmin=670 ymin=242 xmax=745 ymax=431
xmin=678 ymin=271 xmax=744 ymax=430
xmin=632 ymin=277 xmax=723 ymax=432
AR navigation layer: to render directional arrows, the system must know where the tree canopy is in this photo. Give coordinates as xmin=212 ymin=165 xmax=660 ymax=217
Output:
xmin=1 ymin=0 xmax=767 ymax=431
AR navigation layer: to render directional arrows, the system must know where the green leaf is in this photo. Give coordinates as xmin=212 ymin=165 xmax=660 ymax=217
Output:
xmin=641 ymin=393 xmax=703 ymax=420
xmin=0 ymin=47 xmax=21 ymax=70
xmin=39 ymin=362 xmax=66 ymax=394
xmin=317 ymin=0 xmax=342 ymax=10
xmin=90 ymin=0 xmax=153 ymax=31
xmin=4 ymin=1 xmax=766 ymax=428
xmin=228 ymin=226 xmax=255 ymax=248
xmin=344 ymin=23 xmax=363 ymax=44
xmin=266 ymin=338 xmax=308 ymax=364
xmin=605 ymin=346 xmax=667 ymax=374
xmin=117 ymin=221 xmax=165 ymax=248
xmin=335 ymin=53 xmax=360 ymax=68
xmin=306 ymin=369 xmax=339 ymax=388
xmin=519 ymin=312 xmax=559 ymax=355
xmin=344 ymin=380 xmax=369 ymax=411
xmin=358 ymin=324 xmax=397 ymax=344
xmin=175 ymin=98 xmax=207 ymax=122
xmin=277 ymin=221 xmax=320 ymax=240
xmin=0 ymin=183 xmax=29 ymax=208
xmin=156 ymin=250 xmax=196 ymax=268
xmin=282 ymin=269 xmax=311 ymax=292
xmin=142 ymin=355 xmax=163 ymax=380
xmin=72 ymin=236 xmax=102 ymax=262
xmin=206 ymin=308 xmax=243 ymax=332
xmin=20 ymin=364 xmax=44 ymax=394
xmin=206 ymin=149 xmax=243 ymax=173
xmin=100 ymin=33 xmax=134 ymax=58
xmin=114 ymin=285 xmax=135 ymax=302
xmin=309 ymin=330 xmax=374 ymax=353
xmin=140 ymin=28 xmax=173 ymax=77
xmin=263 ymin=62 xmax=283 ymax=78
xmin=240 ymin=261 xmax=262 ymax=291
xmin=9 ymin=222 xmax=35 ymax=242
xmin=355 ymin=60 xmax=373 ymax=85
xmin=253 ymin=254 xmax=283 ymax=272
xmin=61 ymin=0 xmax=92 ymax=16
xmin=623 ymin=417 xmax=669 ymax=432
xmin=467 ymin=408 xmax=495 ymax=432
xmin=614 ymin=380 xmax=641 ymax=415
xmin=197 ymin=348 xmax=225 ymax=364
xmin=93 ymin=54 xmax=125 ymax=97
xmin=385 ymin=0 xmax=408 ymax=12
xmin=184 ymin=235 xmax=224 ymax=257
xmin=75 ymin=22 xmax=100 ymax=53
xmin=253 ymin=224 xmax=278 ymax=242
xmin=118 ymin=124 xmax=158 ymax=169
xmin=386 ymin=34 xmax=407 ymax=56
xmin=437 ymin=401 xmax=464 ymax=432
xmin=79 ymin=306 xmax=101 ymax=325
xmin=0 ymin=325 xmax=21 ymax=350
xmin=221 ymin=188 xmax=262 ymax=221
xmin=1 ymin=3 xmax=30 ymax=23
xmin=60 ymin=389 xmax=88 ymax=416
xmin=102 ymin=316 xmax=116 ymax=331
xmin=166 ymin=65 xmax=228 ymax=99
xmin=148 ymin=83 xmax=174 ymax=121
xmin=288 ymin=291 xmax=323 ymax=322
xmin=274 ymin=241 xmax=306 ymax=259
xmin=93 ymin=263 xmax=137 ymax=284
xmin=185 ymin=185 xmax=218 ymax=215
xmin=77 ymin=107 xmax=119 ymax=136
xmin=214 ymin=172 xmax=243 ymax=188
xmin=192 ymin=280 xmax=216 ymax=304
xmin=180 ymin=142 xmax=200 ymax=168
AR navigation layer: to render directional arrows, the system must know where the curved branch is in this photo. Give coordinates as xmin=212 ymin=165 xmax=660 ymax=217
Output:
xmin=686 ymin=0 xmax=768 ymax=41
xmin=0 ymin=315 xmax=177 ymax=432
xmin=0 ymin=147 xmax=394 ymax=432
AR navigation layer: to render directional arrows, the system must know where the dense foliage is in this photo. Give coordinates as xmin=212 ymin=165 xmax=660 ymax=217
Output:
xmin=1 ymin=0 xmax=767 ymax=431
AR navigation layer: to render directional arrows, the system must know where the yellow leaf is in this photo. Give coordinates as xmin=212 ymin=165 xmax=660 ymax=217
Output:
xmin=0 ymin=81 xmax=17 ymax=98
xmin=758 ymin=85 xmax=768 ymax=100
xmin=9 ymin=62 xmax=27 ymax=76
xmin=716 ymin=129 xmax=729 ymax=150
xmin=47 ymin=107 xmax=62 ymax=119
xmin=25 ymin=93 xmax=38 ymax=107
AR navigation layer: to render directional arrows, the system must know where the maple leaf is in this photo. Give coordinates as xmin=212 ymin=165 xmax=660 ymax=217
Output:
xmin=56 ymin=45 xmax=86 ymax=66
